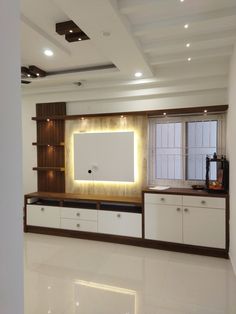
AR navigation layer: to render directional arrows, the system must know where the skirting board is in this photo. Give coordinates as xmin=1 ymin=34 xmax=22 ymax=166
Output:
xmin=25 ymin=225 xmax=229 ymax=259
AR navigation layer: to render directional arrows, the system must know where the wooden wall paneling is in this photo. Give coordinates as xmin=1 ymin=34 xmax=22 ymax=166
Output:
xmin=65 ymin=115 xmax=147 ymax=197
xmin=35 ymin=102 xmax=66 ymax=193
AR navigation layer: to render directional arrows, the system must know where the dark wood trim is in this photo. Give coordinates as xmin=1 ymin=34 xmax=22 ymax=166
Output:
xmin=143 ymin=187 xmax=228 ymax=198
xmin=31 ymin=105 xmax=228 ymax=121
xmin=24 ymin=225 xmax=228 ymax=259
xmin=25 ymin=191 xmax=142 ymax=205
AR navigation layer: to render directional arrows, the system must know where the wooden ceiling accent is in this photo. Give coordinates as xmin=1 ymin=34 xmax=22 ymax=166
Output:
xmin=56 ymin=20 xmax=90 ymax=43
xmin=21 ymin=65 xmax=47 ymax=80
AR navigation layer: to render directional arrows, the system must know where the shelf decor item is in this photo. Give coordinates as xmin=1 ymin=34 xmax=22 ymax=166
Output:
xmin=206 ymin=153 xmax=229 ymax=193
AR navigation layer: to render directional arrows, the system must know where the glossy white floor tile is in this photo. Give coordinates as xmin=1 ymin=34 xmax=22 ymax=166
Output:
xmin=24 ymin=234 xmax=236 ymax=314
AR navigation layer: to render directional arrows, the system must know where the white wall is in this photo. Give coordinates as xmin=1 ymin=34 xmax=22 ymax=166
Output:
xmin=227 ymin=42 xmax=236 ymax=274
xmin=22 ymin=88 xmax=227 ymax=194
xmin=0 ymin=1 xmax=23 ymax=313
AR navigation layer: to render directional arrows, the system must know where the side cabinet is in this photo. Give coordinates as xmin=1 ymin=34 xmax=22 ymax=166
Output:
xmin=144 ymin=192 xmax=226 ymax=250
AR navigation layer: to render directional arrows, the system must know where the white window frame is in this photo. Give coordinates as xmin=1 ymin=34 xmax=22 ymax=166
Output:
xmin=148 ymin=113 xmax=226 ymax=188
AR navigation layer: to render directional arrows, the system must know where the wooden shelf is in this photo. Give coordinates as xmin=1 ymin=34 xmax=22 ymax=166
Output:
xmin=32 ymin=167 xmax=65 ymax=172
xmin=32 ymin=142 xmax=64 ymax=146
xmin=32 ymin=115 xmax=66 ymax=121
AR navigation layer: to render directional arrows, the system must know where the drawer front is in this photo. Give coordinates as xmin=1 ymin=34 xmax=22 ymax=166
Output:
xmin=144 ymin=193 xmax=182 ymax=206
xmin=27 ymin=205 xmax=60 ymax=228
xmin=61 ymin=218 xmax=97 ymax=232
xmin=183 ymin=196 xmax=225 ymax=209
xmin=61 ymin=207 xmax=98 ymax=221
xmin=98 ymin=211 xmax=142 ymax=238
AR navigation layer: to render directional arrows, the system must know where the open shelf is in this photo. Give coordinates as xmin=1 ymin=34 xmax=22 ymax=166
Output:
xmin=33 ymin=167 xmax=65 ymax=172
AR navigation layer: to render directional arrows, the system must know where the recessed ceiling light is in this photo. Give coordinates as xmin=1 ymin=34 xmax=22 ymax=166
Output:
xmin=69 ymin=29 xmax=73 ymax=33
xmin=184 ymin=24 xmax=189 ymax=29
xmin=188 ymin=57 xmax=192 ymax=61
xmin=204 ymin=109 xmax=208 ymax=113
xmin=78 ymin=38 xmax=82 ymax=41
xmin=186 ymin=43 xmax=190 ymax=48
xmin=180 ymin=0 xmax=184 ymax=2
xmin=36 ymin=73 xmax=40 ymax=77
xmin=27 ymin=74 xmax=31 ymax=77
xmin=163 ymin=112 xmax=167 ymax=116
xmin=44 ymin=49 xmax=54 ymax=57
xmin=134 ymin=72 xmax=143 ymax=78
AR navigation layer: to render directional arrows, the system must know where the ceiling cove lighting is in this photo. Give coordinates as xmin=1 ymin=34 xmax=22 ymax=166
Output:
xmin=44 ymin=49 xmax=54 ymax=57
xmin=134 ymin=72 xmax=143 ymax=78
xmin=184 ymin=24 xmax=189 ymax=29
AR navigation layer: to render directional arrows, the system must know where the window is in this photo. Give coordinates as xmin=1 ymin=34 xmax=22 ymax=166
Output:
xmin=148 ymin=114 xmax=225 ymax=186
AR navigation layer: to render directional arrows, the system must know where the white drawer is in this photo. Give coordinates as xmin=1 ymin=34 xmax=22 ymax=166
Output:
xmin=27 ymin=204 xmax=60 ymax=228
xmin=61 ymin=207 xmax=98 ymax=221
xmin=98 ymin=211 xmax=142 ymax=238
xmin=144 ymin=193 xmax=182 ymax=206
xmin=61 ymin=218 xmax=97 ymax=232
xmin=183 ymin=196 xmax=225 ymax=209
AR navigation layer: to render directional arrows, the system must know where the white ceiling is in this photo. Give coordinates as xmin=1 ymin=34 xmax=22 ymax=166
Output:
xmin=21 ymin=0 xmax=236 ymax=91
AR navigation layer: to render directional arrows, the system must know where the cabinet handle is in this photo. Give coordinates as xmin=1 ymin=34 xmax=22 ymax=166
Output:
xmin=201 ymin=200 xmax=206 ymax=205
xmin=176 ymin=208 xmax=181 ymax=212
xmin=41 ymin=207 xmax=44 ymax=212
xmin=76 ymin=212 xmax=80 ymax=217
xmin=184 ymin=208 xmax=189 ymax=212
xmin=77 ymin=224 xmax=80 ymax=228
xmin=117 ymin=213 xmax=121 ymax=218
xmin=160 ymin=198 xmax=165 ymax=201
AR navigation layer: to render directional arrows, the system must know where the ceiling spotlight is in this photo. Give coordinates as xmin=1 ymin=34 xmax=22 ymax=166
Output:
xmin=188 ymin=57 xmax=192 ymax=61
xmin=163 ymin=112 xmax=167 ymax=116
xmin=180 ymin=0 xmax=184 ymax=2
xmin=44 ymin=49 xmax=54 ymax=57
xmin=36 ymin=73 xmax=40 ymax=77
xmin=46 ymin=118 xmax=50 ymax=122
xmin=184 ymin=24 xmax=189 ymax=29
xmin=69 ymin=29 xmax=73 ymax=33
xmin=186 ymin=43 xmax=190 ymax=48
xmin=134 ymin=72 xmax=143 ymax=78
xmin=81 ymin=117 xmax=85 ymax=120
xmin=204 ymin=109 xmax=208 ymax=113
xmin=120 ymin=115 xmax=125 ymax=118
xmin=27 ymin=74 xmax=31 ymax=77
xmin=78 ymin=38 xmax=82 ymax=41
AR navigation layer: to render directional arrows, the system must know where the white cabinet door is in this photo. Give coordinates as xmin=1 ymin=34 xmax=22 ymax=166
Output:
xmin=145 ymin=204 xmax=183 ymax=243
xmin=183 ymin=207 xmax=225 ymax=248
xmin=27 ymin=205 xmax=60 ymax=228
xmin=98 ymin=211 xmax=142 ymax=238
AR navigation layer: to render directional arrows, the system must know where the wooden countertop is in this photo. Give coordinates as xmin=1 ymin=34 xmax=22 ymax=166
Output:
xmin=143 ymin=187 xmax=228 ymax=198
xmin=25 ymin=192 xmax=142 ymax=205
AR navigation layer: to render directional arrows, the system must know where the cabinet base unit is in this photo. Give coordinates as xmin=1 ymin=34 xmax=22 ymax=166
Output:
xmin=24 ymin=189 xmax=229 ymax=259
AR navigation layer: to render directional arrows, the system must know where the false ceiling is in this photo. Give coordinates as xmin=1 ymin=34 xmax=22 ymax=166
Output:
xmin=21 ymin=0 xmax=236 ymax=90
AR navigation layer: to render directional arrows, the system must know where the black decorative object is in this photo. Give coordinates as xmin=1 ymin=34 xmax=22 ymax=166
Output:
xmin=206 ymin=153 xmax=229 ymax=193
